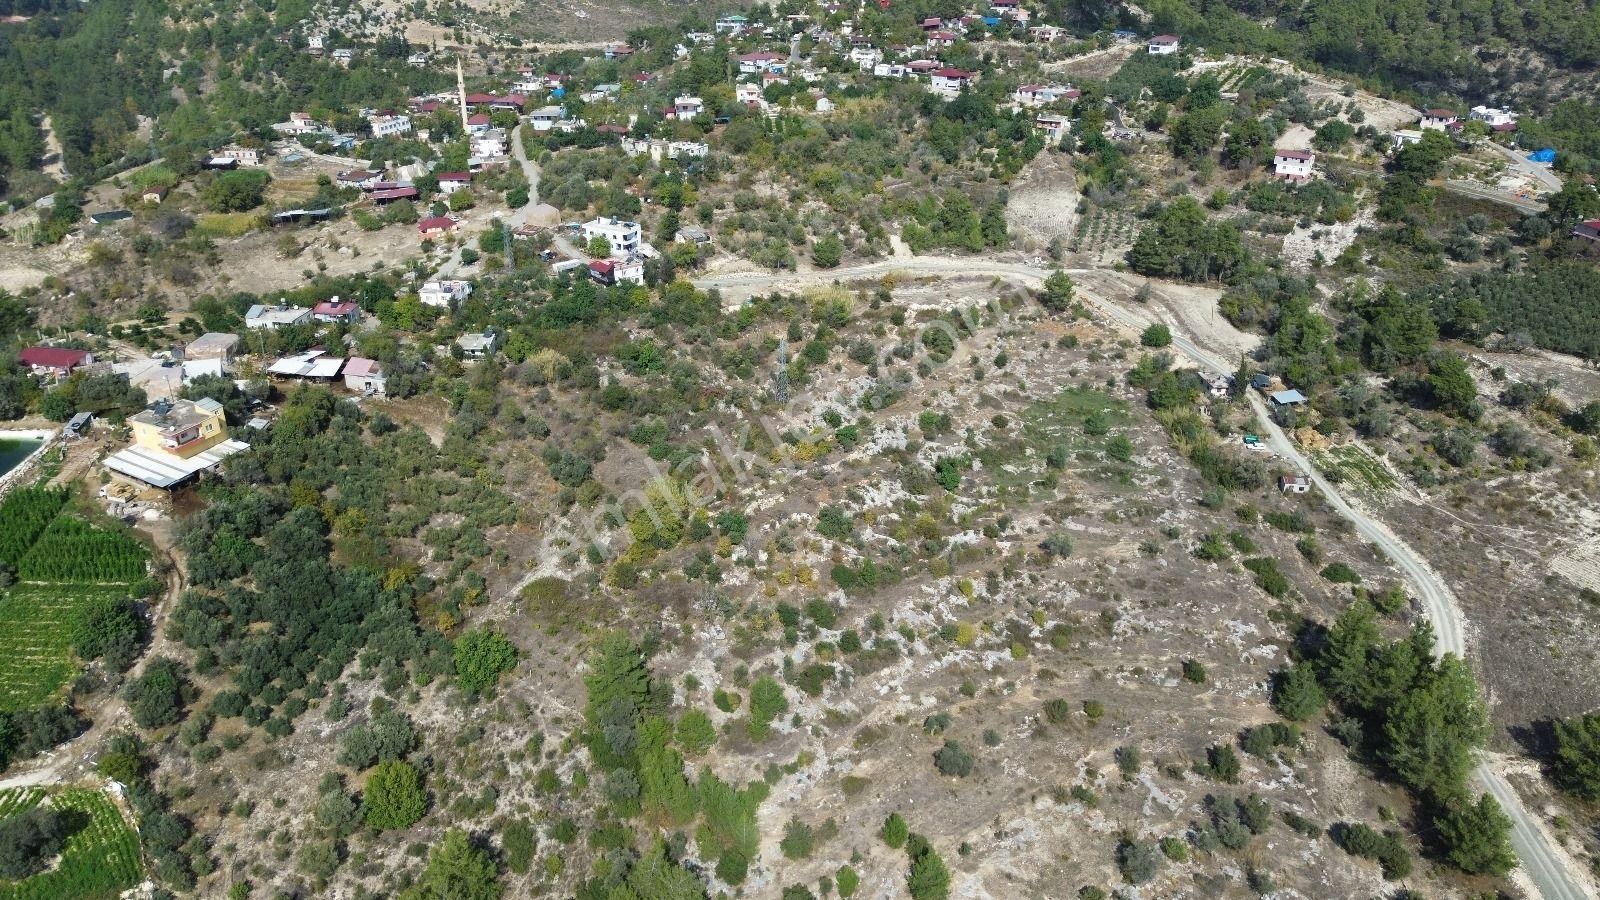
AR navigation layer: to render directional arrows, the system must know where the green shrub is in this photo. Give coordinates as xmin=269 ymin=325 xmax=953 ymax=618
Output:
xmin=881 ymin=812 xmax=909 ymax=848
xmin=933 ymin=741 xmax=973 ymax=777
xmin=363 ymin=760 xmax=426 ymax=830
xmin=1319 ymin=562 xmax=1361 ymax=584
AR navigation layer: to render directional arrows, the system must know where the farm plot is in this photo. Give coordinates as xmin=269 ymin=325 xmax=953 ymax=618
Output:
xmin=0 ymin=585 xmax=130 ymax=712
xmin=17 ymin=516 xmax=148 ymax=584
xmin=0 ymin=486 xmax=70 ymax=567
xmin=1311 ymin=444 xmax=1398 ymax=493
xmin=1070 ymin=206 xmax=1136 ymax=254
xmin=0 ymin=786 xmax=143 ymax=900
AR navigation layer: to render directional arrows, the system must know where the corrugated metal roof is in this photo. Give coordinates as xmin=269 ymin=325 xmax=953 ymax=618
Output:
xmin=103 ymin=439 xmax=250 ymax=488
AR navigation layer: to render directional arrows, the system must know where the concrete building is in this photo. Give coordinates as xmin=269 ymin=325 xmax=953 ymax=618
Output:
xmin=245 ymin=304 xmax=312 ymax=329
xmin=1147 ymin=34 xmax=1180 ymax=54
xmin=103 ymin=397 xmax=248 ymax=488
xmin=419 ymin=279 xmax=472 ymax=307
xmin=580 ymin=217 xmax=642 ymax=257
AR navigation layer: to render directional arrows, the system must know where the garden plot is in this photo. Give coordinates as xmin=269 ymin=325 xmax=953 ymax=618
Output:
xmin=0 ymin=786 xmax=143 ymax=900
xmin=1311 ymin=444 xmax=1398 ymax=494
xmin=0 ymin=585 xmax=130 ymax=711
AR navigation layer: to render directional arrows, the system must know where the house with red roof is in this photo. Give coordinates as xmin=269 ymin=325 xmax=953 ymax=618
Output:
xmin=19 ymin=347 xmax=93 ymax=379
xmin=312 ymin=297 xmax=361 ymax=324
xmin=1148 ymin=34 xmax=1180 ymax=54
xmin=929 ymin=68 xmax=975 ymax=99
xmin=927 ymin=30 xmax=958 ymax=48
xmin=436 ymin=171 xmax=472 ymax=195
xmin=1420 ymin=108 xmax=1459 ymax=131
xmin=738 ymin=51 xmax=785 ymax=74
xmin=1273 ymin=149 xmax=1316 ymax=182
xmin=418 ymin=216 xmax=458 ymax=238
xmin=589 ymin=257 xmax=645 ymax=286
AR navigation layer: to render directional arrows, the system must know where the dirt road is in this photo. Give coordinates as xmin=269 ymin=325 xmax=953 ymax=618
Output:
xmin=695 ymin=254 xmax=1598 ymax=900
xmin=434 ymin=123 xmax=544 ymax=279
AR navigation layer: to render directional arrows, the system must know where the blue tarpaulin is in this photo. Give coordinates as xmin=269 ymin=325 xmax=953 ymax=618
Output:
xmin=1528 ymin=148 xmax=1556 ymax=163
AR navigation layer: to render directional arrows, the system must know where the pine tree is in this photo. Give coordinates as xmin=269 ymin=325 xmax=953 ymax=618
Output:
xmin=1436 ymin=794 xmax=1518 ymax=876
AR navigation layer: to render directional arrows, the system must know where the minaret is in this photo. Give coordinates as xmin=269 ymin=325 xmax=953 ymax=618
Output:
xmin=456 ymin=57 xmax=470 ymax=134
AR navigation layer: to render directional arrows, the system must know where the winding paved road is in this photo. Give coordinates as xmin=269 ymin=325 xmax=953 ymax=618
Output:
xmin=695 ymin=256 xmax=1595 ymax=900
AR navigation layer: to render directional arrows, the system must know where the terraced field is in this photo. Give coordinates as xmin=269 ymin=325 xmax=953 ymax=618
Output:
xmin=0 ymin=787 xmax=143 ymax=900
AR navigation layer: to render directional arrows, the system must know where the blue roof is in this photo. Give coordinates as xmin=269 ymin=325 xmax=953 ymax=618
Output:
xmin=1528 ymin=148 xmax=1556 ymax=163
xmin=1270 ymin=389 xmax=1307 ymax=404
xmin=982 ymin=16 xmax=1001 ymax=24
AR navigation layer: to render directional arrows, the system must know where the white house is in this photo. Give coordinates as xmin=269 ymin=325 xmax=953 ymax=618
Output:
xmin=672 ymin=96 xmax=705 ymax=118
xmin=580 ymin=217 xmax=642 ymax=257
xmin=848 ymin=46 xmax=882 ymax=69
xmin=436 ymin=172 xmax=471 ymax=195
xmin=1013 ymin=84 xmax=1078 ymax=108
xmin=926 ymin=30 xmax=957 ymax=49
xmin=815 ymin=96 xmax=835 ymax=114
xmin=738 ymin=51 xmax=785 ymax=74
xmin=715 ymin=14 xmax=748 ymax=33
xmin=273 ymin=112 xmax=325 ymax=135
xmin=528 ymin=106 xmax=564 ymax=131
xmin=667 ymin=141 xmax=708 ymax=159
xmin=1391 ymin=129 xmax=1423 ymax=150
xmin=1030 ymin=24 xmax=1065 ymax=41
xmin=368 ymin=114 xmax=412 ymax=138
xmin=873 ymin=62 xmax=908 ymax=79
xmin=217 ymin=146 xmax=262 ymax=167
xmin=419 ymin=279 xmax=472 ymax=307
xmin=1469 ymin=105 xmax=1516 ymax=128
xmin=474 ymin=129 xmax=507 ymax=158
xmin=1273 ymin=149 xmax=1315 ymax=181
xmin=1147 ymin=34 xmax=1180 ymax=54
xmin=736 ymin=83 xmax=763 ymax=105
xmin=1420 ymin=108 xmax=1459 ymax=131
xmin=928 ymin=68 xmax=975 ymax=99
xmin=245 ymin=304 xmax=312 ymax=329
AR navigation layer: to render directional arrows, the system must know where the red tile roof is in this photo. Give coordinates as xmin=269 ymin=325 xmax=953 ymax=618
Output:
xmin=418 ymin=216 xmax=457 ymax=233
xmin=1276 ymin=149 xmax=1314 ymax=160
xmin=932 ymin=68 xmax=973 ymax=79
xmin=368 ymin=187 xmax=419 ymax=201
xmin=437 ymin=171 xmax=471 ymax=182
xmin=314 ymin=300 xmax=359 ymax=316
xmin=19 ymin=347 xmax=89 ymax=369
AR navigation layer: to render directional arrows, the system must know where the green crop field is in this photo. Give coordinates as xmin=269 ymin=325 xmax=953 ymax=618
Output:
xmin=1313 ymin=444 xmax=1398 ymax=493
xmin=0 ymin=787 xmax=143 ymax=900
xmin=0 ymin=486 xmax=70 ymax=568
xmin=16 ymin=516 xmax=149 ymax=584
xmin=0 ymin=585 xmax=131 ymax=712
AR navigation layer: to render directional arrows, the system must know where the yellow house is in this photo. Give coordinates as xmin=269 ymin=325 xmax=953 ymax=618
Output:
xmin=129 ymin=398 xmax=227 ymax=459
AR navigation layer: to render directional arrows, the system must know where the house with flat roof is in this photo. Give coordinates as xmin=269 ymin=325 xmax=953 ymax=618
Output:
xmin=581 ymin=217 xmax=642 ymax=257
xmin=456 ymin=330 xmax=499 ymax=359
xmin=184 ymin=333 xmax=240 ymax=369
xmin=420 ymin=279 xmax=473 ymax=307
xmin=104 ymin=397 xmax=248 ymax=488
xmin=245 ymin=304 xmax=311 ymax=329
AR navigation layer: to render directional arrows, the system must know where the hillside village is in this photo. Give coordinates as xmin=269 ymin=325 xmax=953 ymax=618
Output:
xmin=2 ymin=0 xmax=1600 ymax=898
